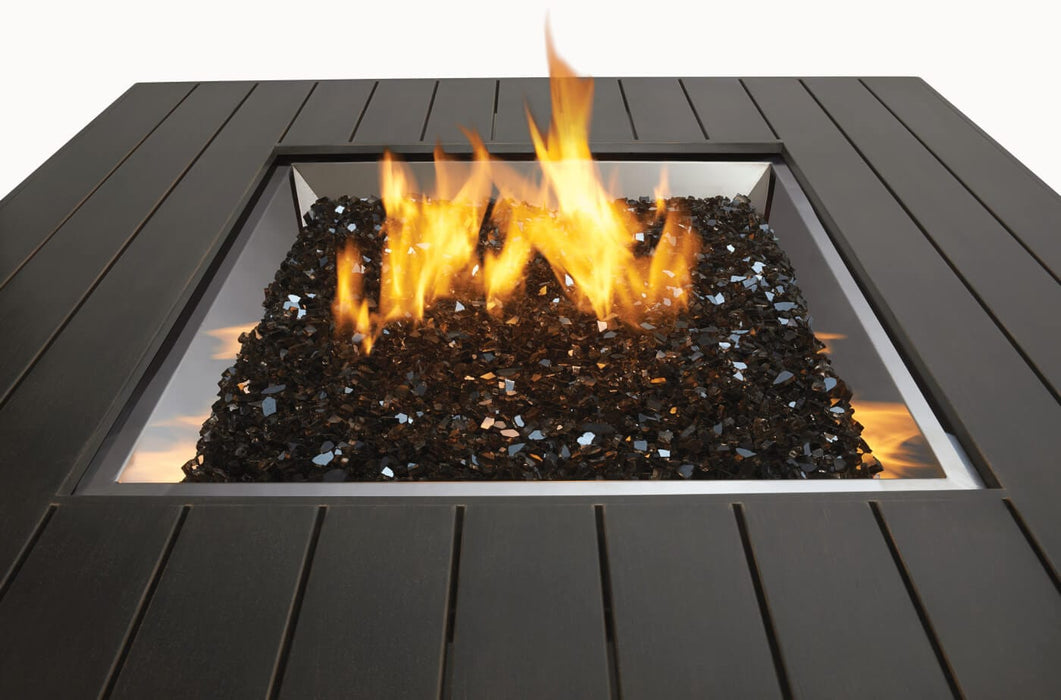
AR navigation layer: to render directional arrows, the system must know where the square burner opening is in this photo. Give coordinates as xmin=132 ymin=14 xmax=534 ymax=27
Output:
xmin=79 ymin=156 xmax=980 ymax=495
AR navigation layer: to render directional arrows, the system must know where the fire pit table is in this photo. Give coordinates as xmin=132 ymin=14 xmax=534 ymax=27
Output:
xmin=0 ymin=76 xmax=1058 ymax=698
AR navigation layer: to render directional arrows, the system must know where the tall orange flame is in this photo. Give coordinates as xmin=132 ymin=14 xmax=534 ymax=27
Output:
xmin=333 ymin=29 xmax=698 ymax=351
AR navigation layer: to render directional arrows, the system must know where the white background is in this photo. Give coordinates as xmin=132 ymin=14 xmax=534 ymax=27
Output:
xmin=2 ymin=0 xmax=1059 ymax=199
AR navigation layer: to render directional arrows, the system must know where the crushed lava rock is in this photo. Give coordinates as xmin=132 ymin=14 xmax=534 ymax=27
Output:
xmin=182 ymin=194 xmax=882 ymax=482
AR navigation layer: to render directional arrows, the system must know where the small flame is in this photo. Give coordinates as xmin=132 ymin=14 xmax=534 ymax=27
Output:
xmin=852 ymin=400 xmax=933 ymax=478
xmin=121 ymin=412 xmax=211 ymax=482
xmin=815 ymin=331 xmax=846 ymax=354
xmin=332 ymin=26 xmax=698 ymax=352
xmin=205 ymin=323 xmax=257 ymax=360
xmin=814 ymin=330 xmax=934 ymax=478
xmin=654 ymin=168 xmax=670 ymax=221
xmin=333 ymin=240 xmax=375 ymax=353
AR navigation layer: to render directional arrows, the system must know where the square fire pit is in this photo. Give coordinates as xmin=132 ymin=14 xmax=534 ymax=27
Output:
xmin=0 ymin=76 xmax=1058 ymax=700
xmin=82 ymin=156 xmax=978 ymax=494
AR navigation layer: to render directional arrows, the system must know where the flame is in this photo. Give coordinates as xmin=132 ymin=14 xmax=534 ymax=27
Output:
xmin=333 ymin=27 xmax=698 ymax=352
xmin=121 ymin=412 xmax=211 ymax=482
xmin=205 ymin=323 xmax=257 ymax=360
xmin=654 ymin=168 xmax=670 ymax=221
xmin=852 ymin=400 xmax=933 ymax=478
xmin=815 ymin=331 xmax=846 ymax=354
xmin=813 ymin=330 xmax=935 ymax=478
xmin=333 ymin=241 xmax=375 ymax=353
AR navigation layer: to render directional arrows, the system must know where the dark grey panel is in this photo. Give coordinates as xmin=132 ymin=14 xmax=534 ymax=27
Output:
xmin=605 ymin=503 xmax=781 ymax=699
xmin=449 ymin=504 xmax=611 ymax=699
xmin=805 ymin=77 xmax=1061 ymax=395
xmin=110 ymin=506 xmax=317 ymax=699
xmin=0 ymin=82 xmax=194 ymax=286
xmin=352 ymin=79 xmax=436 ymax=144
xmin=743 ymin=500 xmax=951 ymax=698
xmin=590 ymin=78 xmax=636 ymax=145
xmin=681 ymin=77 xmax=776 ymax=141
xmin=620 ymin=78 xmax=704 ymax=142
xmin=493 ymin=78 xmax=551 ymax=143
xmin=0 ymin=81 xmax=255 ymax=404
xmin=744 ymin=77 xmax=1061 ymax=570
xmin=278 ymin=506 xmax=454 ymax=700
xmin=864 ymin=77 xmax=1061 ymax=279
xmin=423 ymin=78 xmax=496 ymax=144
xmin=0 ymin=82 xmax=312 ymax=580
xmin=281 ymin=80 xmax=375 ymax=145
xmin=881 ymin=498 xmax=1061 ymax=699
xmin=0 ymin=503 xmax=179 ymax=700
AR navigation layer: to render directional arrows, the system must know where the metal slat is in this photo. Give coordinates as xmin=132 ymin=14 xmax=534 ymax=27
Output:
xmin=0 ymin=82 xmax=195 ymax=285
xmin=743 ymin=500 xmax=952 ymax=698
xmin=620 ymin=78 xmax=705 ymax=142
xmin=863 ymin=77 xmax=1061 ymax=279
xmin=0 ymin=503 xmax=180 ymax=700
xmin=109 ymin=506 xmax=318 ymax=699
xmin=493 ymin=78 xmax=551 ymax=143
xmin=591 ymin=78 xmax=636 ymax=145
xmin=281 ymin=80 xmax=375 ymax=145
xmin=449 ymin=504 xmax=611 ymax=699
xmin=880 ymin=498 xmax=1061 ymax=698
xmin=352 ymin=79 xmax=436 ymax=144
xmin=604 ymin=503 xmax=782 ymax=699
xmin=681 ymin=77 xmax=777 ymax=142
xmin=422 ymin=78 xmax=496 ymax=144
xmin=278 ymin=505 xmax=454 ymax=699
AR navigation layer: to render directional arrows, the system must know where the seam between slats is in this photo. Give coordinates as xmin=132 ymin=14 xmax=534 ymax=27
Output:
xmin=348 ymin=81 xmax=379 ymax=142
xmin=677 ymin=79 xmax=709 ymax=140
xmin=869 ymin=502 xmax=962 ymax=698
xmin=99 ymin=504 xmax=190 ymax=699
xmin=267 ymin=505 xmax=328 ymax=699
xmin=737 ymin=79 xmax=779 ymax=139
xmin=0 ymin=504 xmax=57 ymax=605
xmin=277 ymin=82 xmax=320 ymax=144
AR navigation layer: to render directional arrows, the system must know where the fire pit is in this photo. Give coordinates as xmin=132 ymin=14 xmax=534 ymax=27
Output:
xmin=77 ymin=42 xmax=981 ymax=494
xmin=81 ymin=149 xmax=978 ymax=494
xmin=1 ymin=56 xmax=1058 ymax=700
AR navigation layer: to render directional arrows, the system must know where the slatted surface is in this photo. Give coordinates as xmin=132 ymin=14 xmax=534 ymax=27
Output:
xmin=449 ymin=504 xmax=611 ymax=699
xmin=0 ymin=504 xmax=180 ymax=700
xmin=0 ymin=80 xmax=313 ymax=582
xmin=0 ymin=76 xmax=1059 ymax=698
xmin=110 ymin=505 xmax=318 ymax=699
xmin=743 ymin=77 xmax=1061 ymax=569
xmin=804 ymin=77 xmax=1061 ymax=395
xmin=0 ymin=82 xmax=194 ymax=287
xmin=281 ymin=80 xmax=375 ymax=145
xmin=604 ymin=503 xmax=781 ymax=699
xmin=743 ymin=500 xmax=953 ymax=698
xmin=277 ymin=506 xmax=455 ymax=699
xmin=880 ymin=498 xmax=1061 ymax=698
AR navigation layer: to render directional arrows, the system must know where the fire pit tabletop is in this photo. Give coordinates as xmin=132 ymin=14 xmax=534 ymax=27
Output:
xmin=0 ymin=77 xmax=1059 ymax=698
